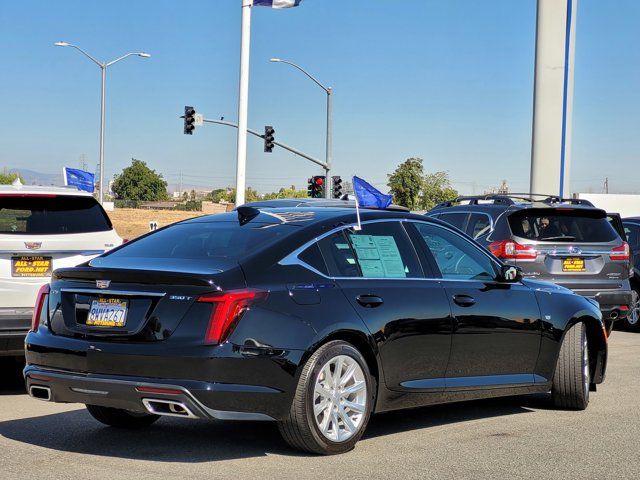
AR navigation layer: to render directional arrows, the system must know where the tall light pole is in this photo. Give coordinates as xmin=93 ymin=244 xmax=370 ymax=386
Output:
xmin=270 ymin=58 xmax=332 ymax=199
xmin=54 ymin=42 xmax=151 ymax=204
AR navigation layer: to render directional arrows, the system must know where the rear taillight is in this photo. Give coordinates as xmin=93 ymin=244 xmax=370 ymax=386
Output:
xmin=488 ymin=240 xmax=537 ymax=260
xmin=31 ymin=284 xmax=50 ymax=333
xmin=610 ymin=242 xmax=630 ymax=261
xmin=197 ymin=289 xmax=268 ymax=344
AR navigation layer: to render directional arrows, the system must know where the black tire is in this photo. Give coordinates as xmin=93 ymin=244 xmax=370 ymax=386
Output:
xmin=551 ymin=322 xmax=590 ymax=410
xmin=85 ymin=404 xmax=160 ymax=428
xmin=278 ymin=340 xmax=375 ymax=455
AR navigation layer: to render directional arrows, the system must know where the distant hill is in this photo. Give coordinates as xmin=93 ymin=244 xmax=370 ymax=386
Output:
xmin=9 ymin=168 xmax=64 ymax=186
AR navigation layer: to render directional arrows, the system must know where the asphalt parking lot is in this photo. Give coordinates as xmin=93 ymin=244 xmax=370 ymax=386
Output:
xmin=0 ymin=331 xmax=638 ymax=480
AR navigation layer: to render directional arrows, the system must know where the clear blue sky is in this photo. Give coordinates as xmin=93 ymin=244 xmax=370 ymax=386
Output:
xmin=0 ymin=0 xmax=638 ymax=194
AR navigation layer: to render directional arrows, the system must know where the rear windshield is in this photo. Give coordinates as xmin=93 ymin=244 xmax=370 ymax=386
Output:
xmin=101 ymin=221 xmax=297 ymax=261
xmin=508 ymin=209 xmax=618 ymax=243
xmin=0 ymin=195 xmax=112 ymax=235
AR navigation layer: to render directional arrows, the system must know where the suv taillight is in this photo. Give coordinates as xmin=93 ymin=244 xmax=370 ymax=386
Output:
xmin=31 ymin=284 xmax=50 ymax=333
xmin=610 ymin=242 xmax=630 ymax=261
xmin=489 ymin=240 xmax=537 ymax=260
xmin=197 ymin=289 xmax=268 ymax=344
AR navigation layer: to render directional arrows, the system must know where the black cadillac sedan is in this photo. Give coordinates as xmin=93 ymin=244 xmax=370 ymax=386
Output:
xmin=24 ymin=206 xmax=608 ymax=455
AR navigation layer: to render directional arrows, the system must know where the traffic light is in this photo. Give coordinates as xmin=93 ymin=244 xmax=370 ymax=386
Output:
xmin=184 ymin=106 xmax=196 ymax=135
xmin=307 ymin=175 xmax=325 ymax=198
xmin=264 ymin=126 xmax=275 ymax=152
xmin=332 ymin=176 xmax=342 ymax=199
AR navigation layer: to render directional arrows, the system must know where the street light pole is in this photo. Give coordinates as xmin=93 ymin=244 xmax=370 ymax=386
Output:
xmin=99 ymin=65 xmax=106 ymax=204
xmin=270 ymin=58 xmax=333 ymax=199
xmin=54 ymin=42 xmax=150 ymax=204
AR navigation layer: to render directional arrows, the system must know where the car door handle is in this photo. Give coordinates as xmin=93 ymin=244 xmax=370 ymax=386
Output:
xmin=356 ymin=295 xmax=384 ymax=308
xmin=453 ymin=294 xmax=476 ymax=307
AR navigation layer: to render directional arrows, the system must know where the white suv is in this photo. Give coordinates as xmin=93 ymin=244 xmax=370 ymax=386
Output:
xmin=0 ymin=185 xmax=122 ymax=356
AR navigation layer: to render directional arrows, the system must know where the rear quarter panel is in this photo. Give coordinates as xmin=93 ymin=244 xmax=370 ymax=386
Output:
xmin=527 ymin=280 xmax=606 ymax=383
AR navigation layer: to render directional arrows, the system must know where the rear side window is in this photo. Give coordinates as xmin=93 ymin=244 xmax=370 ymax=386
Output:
xmin=438 ymin=212 xmax=468 ymax=231
xmin=299 ymin=243 xmax=328 ymax=275
xmin=467 ymin=213 xmax=492 ymax=239
xmin=317 ymin=231 xmax=361 ymax=277
xmin=0 ymin=195 xmax=112 ymax=234
xmin=102 ymin=221 xmax=296 ymax=260
xmin=508 ymin=209 xmax=618 ymax=243
xmin=346 ymin=222 xmax=423 ymax=278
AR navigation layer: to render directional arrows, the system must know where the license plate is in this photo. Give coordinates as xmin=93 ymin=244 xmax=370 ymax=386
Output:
xmin=11 ymin=256 xmax=53 ymax=277
xmin=87 ymin=298 xmax=128 ymax=327
xmin=562 ymin=257 xmax=585 ymax=272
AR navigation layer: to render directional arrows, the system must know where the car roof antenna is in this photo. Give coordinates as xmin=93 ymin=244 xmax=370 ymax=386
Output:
xmin=237 ymin=206 xmax=261 ymax=226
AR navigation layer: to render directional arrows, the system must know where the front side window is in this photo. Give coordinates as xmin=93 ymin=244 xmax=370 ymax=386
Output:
xmin=413 ymin=223 xmax=496 ymax=281
xmin=624 ymin=223 xmax=640 ymax=249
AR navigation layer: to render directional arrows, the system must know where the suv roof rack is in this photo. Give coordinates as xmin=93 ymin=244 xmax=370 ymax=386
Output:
xmin=433 ymin=193 xmax=595 ymax=209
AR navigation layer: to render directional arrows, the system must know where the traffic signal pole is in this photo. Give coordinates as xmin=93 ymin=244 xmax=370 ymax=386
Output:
xmin=324 ymin=87 xmax=332 ymax=199
xmin=201 ymin=117 xmax=329 ymax=170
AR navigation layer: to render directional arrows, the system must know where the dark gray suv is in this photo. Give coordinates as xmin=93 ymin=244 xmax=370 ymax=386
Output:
xmin=429 ymin=194 xmax=633 ymax=333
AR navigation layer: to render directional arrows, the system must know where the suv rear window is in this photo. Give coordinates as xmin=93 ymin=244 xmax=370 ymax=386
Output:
xmin=0 ymin=195 xmax=112 ymax=234
xmin=508 ymin=208 xmax=618 ymax=243
xmin=102 ymin=221 xmax=297 ymax=261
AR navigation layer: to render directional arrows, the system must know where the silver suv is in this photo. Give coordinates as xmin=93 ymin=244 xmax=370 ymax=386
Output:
xmin=429 ymin=194 xmax=633 ymax=333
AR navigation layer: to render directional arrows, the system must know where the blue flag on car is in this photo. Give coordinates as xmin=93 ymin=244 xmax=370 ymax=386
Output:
xmin=63 ymin=167 xmax=95 ymax=193
xmin=353 ymin=176 xmax=392 ymax=209
xmin=253 ymin=0 xmax=303 ymax=8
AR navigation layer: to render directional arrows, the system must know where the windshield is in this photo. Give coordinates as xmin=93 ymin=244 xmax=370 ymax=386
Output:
xmin=0 ymin=195 xmax=112 ymax=235
xmin=508 ymin=209 xmax=618 ymax=243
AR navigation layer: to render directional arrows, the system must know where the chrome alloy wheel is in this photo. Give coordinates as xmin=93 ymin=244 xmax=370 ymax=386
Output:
xmin=313 ymin=355 xmax=367 ymax=442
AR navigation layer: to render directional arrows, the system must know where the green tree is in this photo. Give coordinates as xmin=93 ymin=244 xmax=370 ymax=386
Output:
xmin=0 ymin=170 xmax=24 ymax=185
xmin=420 ymin=171 xmax=458 ymax=210
xmin=263 ymin=185 xmax=308 ymax=200
xmin=226 ymin=187 xmax=261 ymax=204
xmin=387 ymin=157 xmax=425 ymax=210
xmin=111 ymin=159 xmax=168 ymax=201
xmin=207 ymin=188 xmax=229 ymax=203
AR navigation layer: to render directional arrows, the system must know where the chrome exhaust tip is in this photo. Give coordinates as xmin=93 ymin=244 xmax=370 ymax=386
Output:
xmin=29 ymin=385 xmax=52 ymax=401
xmin=141 ymin=398 xmax=198 ymax=419
xmin=610 ymin=310 xmax=619 ymax=320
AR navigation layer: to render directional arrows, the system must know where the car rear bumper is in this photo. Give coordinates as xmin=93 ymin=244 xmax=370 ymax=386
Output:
xmin=0 ymin=308 xmax=31 ymax=356
xmin=24 ymin=365 xmax=278 ymax=421
xmin=24 ymin=328 xmax=304 ymax=421
xmin=574 ymin=289 xmax=634 ymax=320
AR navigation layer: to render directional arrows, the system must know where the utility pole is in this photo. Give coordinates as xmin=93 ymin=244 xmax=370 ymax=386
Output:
xmin=604 ymin=177 xmax=609 ymax=194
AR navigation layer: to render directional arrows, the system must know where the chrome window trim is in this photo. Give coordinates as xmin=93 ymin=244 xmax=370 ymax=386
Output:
xmin=60 ymin=288 xmax=166 ymax=297
xmin=279 ymin=218 xmax=503 ymax=282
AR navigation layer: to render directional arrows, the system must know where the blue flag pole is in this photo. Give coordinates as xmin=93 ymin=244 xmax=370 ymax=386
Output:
xmin=352 ymin=177 xmax=362 ymax=231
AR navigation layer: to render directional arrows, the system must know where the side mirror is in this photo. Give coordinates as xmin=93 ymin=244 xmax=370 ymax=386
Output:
xmin=499 ymin=264 xmax=522 ymax=283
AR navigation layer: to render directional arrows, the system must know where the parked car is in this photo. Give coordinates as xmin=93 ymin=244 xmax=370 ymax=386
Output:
xmin=0 ymin=185 xmax=122 ymax=356
xmin=621 ymin=217 xmax=640 ymax=331
xmin=429 ymin=194 xmax=634 ymax=333
xmin=25 ymin=206 xmax=607 ymax=454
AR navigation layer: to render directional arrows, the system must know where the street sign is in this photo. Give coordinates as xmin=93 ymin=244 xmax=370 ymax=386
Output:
xmin=194 ymin=113 xmax=204 ymax=127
